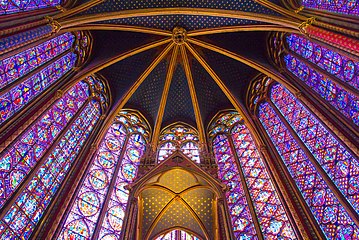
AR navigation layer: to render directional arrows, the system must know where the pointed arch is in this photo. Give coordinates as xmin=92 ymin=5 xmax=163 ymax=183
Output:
xmin=157 ymin=122 xmax=200 ymax=163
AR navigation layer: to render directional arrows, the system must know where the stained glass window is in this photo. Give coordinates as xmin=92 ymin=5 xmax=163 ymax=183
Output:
xmin=300 ymin=0 xmax=359 ymax=16
xmin=58 ymin=110 xmax=150 ymax=239
xmin=286 ymin=34 xmax=359 ymax=91
xmin=158 ymin=124 xmax=200 ymax=163
xmin=155 ymin=229 xmax=201 ymax=240
xmin=209 ymin=111 xmax=296 ymax=239
xmin=283 ymin=54 xmax=359 ymax=126
xmin=257 ymin=83 xmax=359 ymax=239
xmin=0 ymin=32 xmax=85 ymax=125
xmin=271 ymin=83 xmax=359 ymax=210
xmin=0 ymin=76 xmax=106 ymax=239
xmin=0 ymin=0 xmax=62 ymax=15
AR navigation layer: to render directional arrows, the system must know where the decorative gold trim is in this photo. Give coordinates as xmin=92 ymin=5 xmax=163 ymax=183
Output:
xmin=62 ymin=24 xmax=172 ymax=36
xmin=180 ymin=45 xmax=207 ymax=149
xmin=58 ymin=8 xmax=301 ymax=29
xmin=152 ymin=45 xmax=179 ymax=148
xmin=188 ymin=24 xmax=300 ymax=36
xmin=294 ymin=6 xmax=304 ymax=14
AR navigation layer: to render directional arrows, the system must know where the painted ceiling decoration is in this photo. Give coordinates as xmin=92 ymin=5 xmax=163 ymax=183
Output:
xmin=0 ymin=0 xmax=358 ymax=239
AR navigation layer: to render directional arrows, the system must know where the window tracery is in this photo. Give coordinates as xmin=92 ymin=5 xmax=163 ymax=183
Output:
xmin=58 ymin=109 xmax=150 ymax=239
xmin=209 ymin=111 xmax=296 ymax=239
xmin=253 ymin=79 xmax=359 ymax=239
xmin=271 ymin=33 xmax=359 ymax=127
xmin=0 ymin=31 xmax=92 ymax=125
xmin=157 ymin=123 xmax=200 ymax=163
xmin=155 ymin=229 xmax=201 ymax=240
xmin=0 ymin=75 xmax=107 ymax=239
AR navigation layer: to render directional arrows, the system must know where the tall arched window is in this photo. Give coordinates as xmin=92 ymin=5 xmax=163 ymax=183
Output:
xmin=58 ymin=109 xmax=150 ymax=239
xmin=298 ymin=0 xmax=359 ymax=16
xmin=0 ymin=75 xmax=108 ymax=239
xmin=157 ymin=123 xmax=200 ymax=163
xmin=256 ymin=80 xmax=359 ymax=239
xmin=272 ymin=33 xmax=359 ymax=127
xmin=0 ymin=31 xmax=91 ymax=126
xmin=209 ymin=111 xmax=296 ymax=239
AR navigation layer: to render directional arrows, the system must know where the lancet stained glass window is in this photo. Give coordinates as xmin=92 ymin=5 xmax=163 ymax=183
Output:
xmin=0 ymin=32 xmax=88 ymax=125
xmin=0 ymin=76 xmax=106 ymax=239
xmin=271 ymin=83 xmax=359 ymax=212
xmin=209 ymin=111 xmax=296 ymax=239
xmin=58 ymin=110 xmax=150 ymax=239
xmin=300 ymin=0 xmax=359 ymax=16
xmin=286 ymin=34 xmax=359 ymax=91
xmin=158 ymin=123 xmax=200 ymax=163
xmin=283 ymin=53 xmax=359 ymax=126
xmin=257 ymin=83 xmax=359 ymax=239
xmin=0 ymin=0 xmax=62 ymax=15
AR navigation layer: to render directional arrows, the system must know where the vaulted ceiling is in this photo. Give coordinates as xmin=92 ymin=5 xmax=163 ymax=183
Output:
xmin=65 ymin=0 xmax=295 ymax=140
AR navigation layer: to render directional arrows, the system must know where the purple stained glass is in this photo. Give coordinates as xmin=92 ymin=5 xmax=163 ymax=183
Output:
xmin=258 ymin=101 xmax=359 ymax=239
xmin=98 ymin=133 xmax=146 ymax=239
xmin=59 ymin=110 xmax=149 ymax=240
xmin=0 ymin=52 xmax=77 ymax=124
xmin=271 ymin=83 xmax=359 ymax=212
xmin=0 ymin=33 xmax=75 ymax=90
xmin=212 ymin=134 xmax=257 ymax=239
xmin=155 ymin=229 xmax=200 ymax=240
xmin=284 ymin=54 xmax=359 ymax=126
xmin=0 ymin=83 xmax=102 ymax=239
xmin=300 ymin=0 xmax=359 ymax=16
xmin=231 ymin=124 xmax=296 ymax=239
xmin=158 ymin=124 xmax=200 ymax=163
xmin=59 ymin=122 xmax=127 ymax=239
xmin=286 ymin=34 xmax=359 ymax=90
xmin=0 ymin=0 xmax=62 ymax=15
xmin=0 ymin=81 xmax=89 ymax=209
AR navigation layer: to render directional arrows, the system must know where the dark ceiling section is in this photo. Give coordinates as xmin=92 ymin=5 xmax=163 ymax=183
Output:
xmin=190 ymin=58 xmax=233 ymax=127
xmin=100 ymin=47 xmax=162 ymax=109
xmin=162 ymin=64 xmax=196 ymax=128
xmin=195 ymin=31 xmax=269 ymax=66
xmin=100 ymin=16 xmax=261 ymax=31
xmin=199 ymin=47 xmax=260 ymax=103
xmin=90 ymin=30 xmax=164 ymax=62
xmin=81 ymin=0 xmax=281 ymax=16
xmin=125 ymin=59 xmax=169 ymax=127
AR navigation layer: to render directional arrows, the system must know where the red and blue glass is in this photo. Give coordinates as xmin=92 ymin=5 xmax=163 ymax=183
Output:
xmin=0 ymin=80 xmax=102 ymax=239
xmin=284 ymin=54 xmax=359 ymax=126
xmin=59 ymin=110 xmax=149 ymax=239
xmin=0 ymin=33 xmax=75 ymax=89
xmin=158 ymin=124 xmax=200 ymax=163
xmin=271 ymin=83 xmax=359 ymax=213
xmin=231 ymin=124 xmax=296 ymax=239
xmin=258 ymin=101 xmax=359 ymax=239
xmin=0 ymin=0 xmax=62 ymax=15
xmin=0 ymin=81 xmax=89 ymax=209
xmin=155 ymin=229 xmax=200 ymax=240
xmin=286 ymin=34 xmax=359 ymax=91
xmin=98 ymin=133 xmax=146 ymax=239
xmin=0 ymin=33 xmax=77 ymax=125
xmin=300 ymin=0 xmax=359 ymax=16
xmin=213 ymin=134 xmax=257 ymax=239
xmin=59 ymin=122 xmax=128 ymax=239
xmin=0 ymin=52 xmax=77 ymax=124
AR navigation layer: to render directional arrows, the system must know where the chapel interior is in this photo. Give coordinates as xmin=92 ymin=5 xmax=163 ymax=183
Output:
xmin=0 ymin=0 xmax=358 ymax=239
